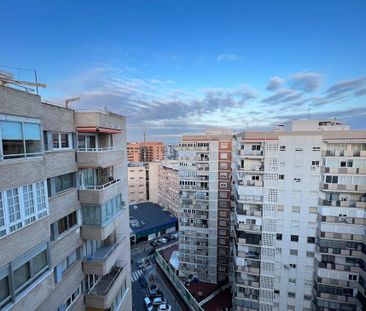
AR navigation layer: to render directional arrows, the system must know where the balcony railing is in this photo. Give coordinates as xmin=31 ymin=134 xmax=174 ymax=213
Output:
xmin=80 ymin=178 xmax=121 ymax=190
xmin=86 ymin=234 xmax=125 ymax=262
xmin=77 ymin=146 xmax=122 ymax=152
xmin=88 ymin=264 xmax=124 ymax=296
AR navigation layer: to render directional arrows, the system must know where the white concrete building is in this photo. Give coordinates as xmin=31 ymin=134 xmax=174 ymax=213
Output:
xmin=231 ymin=120 xmax=366 ymax=311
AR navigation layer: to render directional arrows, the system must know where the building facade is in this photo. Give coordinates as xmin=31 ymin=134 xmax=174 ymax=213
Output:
xmin=177 ymin=130 xmax=232 ymax=284
xmin=231 ymin=120 xmax=366 ymax=311
xmin=0 ymin=83 xmax=132 ymax=311
xmin=127 ymin=142 xmax=164 ymax=162
xmin=128 ymin=163 xmax=147 ymax=204
xmin=158 ymin=160 xmax=180 ymax=216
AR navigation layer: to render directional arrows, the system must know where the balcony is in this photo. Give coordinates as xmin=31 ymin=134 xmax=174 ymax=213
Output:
xmin=85 ymin=263 xmax=126 ymax=310
xmin=83 ymin=234 xmax=125 ymax=275
xmin=321 ymin=150 xmax=366 ymax=157
xmin=77 ymin=147 xmax=123 ymax=168
xmin=75 ymin=110 xmax=124 ymax=131
xmin=320 ymin=182 xmax=366 ymax=193
xmin=239 ymin=149 xmax=264 ymax=158
xmin=319 ymin=199 xmax=366 ymax=208
xmin=79 ymin=178 xmax=123 ymax=205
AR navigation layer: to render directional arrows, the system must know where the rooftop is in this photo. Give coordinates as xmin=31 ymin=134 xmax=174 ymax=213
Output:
xmin=129 ymin=202 xmax=177 ymax=237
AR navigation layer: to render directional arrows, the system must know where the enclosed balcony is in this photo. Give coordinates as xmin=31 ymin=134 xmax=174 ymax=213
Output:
xmin=77 ymin=133 xmax=123 ymax=168
xmin=81 ymin=194 xmax=125 ymax=240
xmin=79 ymin=167 xmax=123 ymax=204
xmin=83 ymin=232 xmax=125 ymax=276
xmin=85 ymin=262 xmax=126 ymax=310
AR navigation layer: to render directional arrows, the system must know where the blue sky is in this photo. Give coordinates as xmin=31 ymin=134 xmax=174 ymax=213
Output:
xmin=1 ymin=0 xmax=366 ymax=142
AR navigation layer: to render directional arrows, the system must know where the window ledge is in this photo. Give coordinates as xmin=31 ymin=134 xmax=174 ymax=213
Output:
xmin=0 ymin=155 xmax=44 ymax=164
xmin=49 ymin=187 xmax=77 ymax=200
xmin=51 ymin=224 xmax=81 ymax=243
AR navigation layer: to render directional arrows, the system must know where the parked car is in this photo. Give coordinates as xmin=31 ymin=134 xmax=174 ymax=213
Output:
xmin=137 ymin=257 xmax=151 ymax=269
xmin=149 ymin=290 xmax=163 ymax=299
xmin=159 ymin=304 xmax=172 ymax=311
xmin=153 ymin=297 xmax=167 ymax=306
xmin=139 ymin=275 xmax=147 ymax=288
xmin=170 ymin=232 xmax=178 ymax=240
xmin=146 ymin=247 xmax=155 ymax=255
xmin=148 ymin=284 xmax=159 ymax=295
xmin=143 ymin=297 xmax=153 ymax=311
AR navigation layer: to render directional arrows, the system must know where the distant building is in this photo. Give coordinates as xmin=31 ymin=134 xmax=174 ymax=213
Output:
xmin=158 ymin=160 xmax=180 ymax=216
xmin=127 ymin=161 xmax=160 ymax=204
xmin=177 ymin=129 xmax=233 ymax=284
xmin=128 ymin=163 xmax=147 ymax=204
xmin=127 ymin=141 xmax=164 ymax=162
xmin=165 ymin=144 xmax=178 ymax=160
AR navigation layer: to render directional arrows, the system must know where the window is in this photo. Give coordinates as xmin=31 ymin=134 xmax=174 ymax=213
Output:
xmin=12 ymin=248 xmax=48 ymax=294
xmin=291 ymin=235 xmax=299 ymax=242
xmin=219 ymin=192 xmax=228 ymax=199
xmin=219 ymin=172 xmax=228 ymax=179
xmin=279 ymin=174 xmax=284 ymax=180
xmin=0 ymin=276 xmax=10 ymax=308
xmin=306 ymin=251 xmax=315 ymax=257
xmin=54 ymin=173 xmax=75 ymax=193
xmin=219 ymin=162 xmax=229 ymax=170
xmin=289 ymin=264 xmax=296 ymax=269
xmin=348 ymin=274 xmax=357 ymax=281
xmin=292 ymin=206 xmax=300 ymax=213
xmin=280 ymin=145 xmax=286 ymax=151
xmin=313 ymin=146 xmax=320 ymax=151
xmin=54 ymin=248 xmax=80 ymax=283
xmin=0 ymin=181 xmax=48 ymax=237
xmin=0 ymin=119 xmax=42 ymax=159
xmin=295 ymin=147 xmax=303 ymax=151
xmin=312 ymin=161 xmax=319 ymax=166
xmin=6 ymin=188 xmax=22 ymax=231
xmin=307 ymin=237 xmax=315 ymax=244
xmin=290 ymin=250 xmax=298 ymax=256
xmin=59 ymin=284 xmax=81 ymax=311
xmin=304 ymin=295 xmax=312 ymax=301
xmin=325 ymin=175 xmax=338 ymax=184
xmin=288 ymin=292 xmax=296 ymax=298
xmin=51 ymin=133 xmax=73 ymax=150
xmin=289 ymin=278 xmax=296 ymax=284
xmin=276 ymin=234 xmax=282 ymax=240
xmin=54 ymin=211 xmax=78 ymax=238
xmin=220 ymin=153 xmax=228 ymax=160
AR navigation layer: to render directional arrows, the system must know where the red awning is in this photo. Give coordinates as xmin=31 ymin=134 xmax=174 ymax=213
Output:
xmin=77 ymin=127 xmax=122 ymax=134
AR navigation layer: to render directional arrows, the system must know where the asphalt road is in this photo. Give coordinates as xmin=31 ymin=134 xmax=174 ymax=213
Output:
xmin=131 ymin=237 xmax=187 ymax=311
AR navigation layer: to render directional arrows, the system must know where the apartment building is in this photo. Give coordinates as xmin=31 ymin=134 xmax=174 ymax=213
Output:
xmin=231 ymin=120 xmax=366 ymax=311
xmin=0 ymin=83 xmax=132 ymax=311
xmin=128 ymin=163 xmax=147 ymax=204
xmin=158 ymin=160 xmax=180 ymax=216
xmin=177 ymin=129 xmax=232 ymax=283
xmin=127 ymin=141 xmax=164 ymax=162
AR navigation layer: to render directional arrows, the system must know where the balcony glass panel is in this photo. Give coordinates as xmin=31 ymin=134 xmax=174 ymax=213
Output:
xmin=82 ymin=194 xmax=123 ymax=226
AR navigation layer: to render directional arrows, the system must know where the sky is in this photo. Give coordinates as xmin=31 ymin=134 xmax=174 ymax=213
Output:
xmin=1 ymin=0 xmax=366 ymax=142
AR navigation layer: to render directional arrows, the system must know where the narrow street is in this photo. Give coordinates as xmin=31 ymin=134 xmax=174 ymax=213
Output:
xmin=131 ymin=239 xmax=187 ymax=311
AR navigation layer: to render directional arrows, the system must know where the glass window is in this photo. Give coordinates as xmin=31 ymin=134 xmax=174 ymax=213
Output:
xmin=36 ymin=181 xmax=47 ymax=217
xmin=1 ymin=121 xmax=24 ymax=158
xmin=0 ymin=193 xmax=4 ymax=227
xmin=52 ymin=133 xmax=60 ymax=149
xmin=58 ymin=216 xmax=68 ymax=235
xmin=0 ymin=276 xmax=9 ymax=303
xmin=24 ymin=123 xmax=41 ymax=154
xmin=291 ymin=235 xmax=299 ymax=242
xmin=13 ymin=262 xmax=31 ymax=290
xmin=32 ymin=250 xmax=47 ymax=275
xmin=60 ymin=134 xmax=69 ymax=148
xmin=6 ymin=188 xmax=21 ymax=224
xmin=55 ymin=173 xmax=74 ymax=193
xmin=23 ymin=185 xmax=35 ymax=216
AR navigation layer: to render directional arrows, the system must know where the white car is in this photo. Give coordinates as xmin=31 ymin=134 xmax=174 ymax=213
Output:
xmin=159 ymin=304 xmax=172 ymax=311
xmin=153 ymin=297 xmax=167 ymax=306
xmin=143 ymin=297 xmax=153 ymax=311
xmin=158 ymin=237 xmax=168 ymax=244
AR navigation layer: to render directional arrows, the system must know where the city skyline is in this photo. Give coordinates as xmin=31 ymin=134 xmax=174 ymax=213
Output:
xmin=1 ymin=1 xmax=366 ymax=142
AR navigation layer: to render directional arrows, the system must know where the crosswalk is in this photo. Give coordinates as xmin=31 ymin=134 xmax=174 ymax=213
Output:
xmin=131 ymin=269 xmax=144 ymax=282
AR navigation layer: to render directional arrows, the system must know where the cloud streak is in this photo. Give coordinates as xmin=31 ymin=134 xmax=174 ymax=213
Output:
xmin=50 ymin=66 xmax=366 ymax=142
xmin=216 ymin=54 xmax=240 ymax=61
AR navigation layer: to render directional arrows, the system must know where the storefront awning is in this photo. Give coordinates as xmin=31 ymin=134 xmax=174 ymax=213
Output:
xmin=77 ymin=127 xmax=122 ymax=134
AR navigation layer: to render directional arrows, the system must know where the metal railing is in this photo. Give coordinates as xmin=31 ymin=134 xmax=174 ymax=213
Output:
xmin=80 ymin=178 xmax=122 ymax=190
xmin=77 ymin=146 xmax=123 ymax=152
